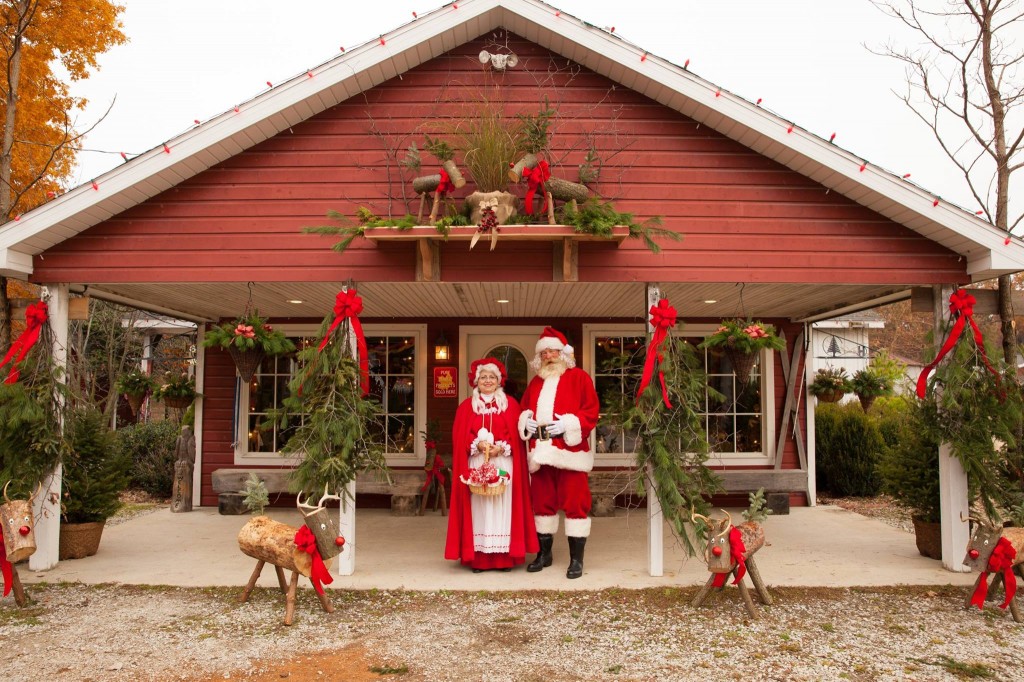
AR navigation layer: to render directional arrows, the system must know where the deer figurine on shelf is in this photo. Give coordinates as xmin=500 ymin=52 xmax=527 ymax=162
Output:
xmin=237 ymin=486 xmax=346 ymax=626
xmin=962 ymin=513 xmax=1024 ymax=623
xmin=690 ymin=509 xmax=773 ymax=618
xmin=1 ymin=481 xmax=38 ymax=607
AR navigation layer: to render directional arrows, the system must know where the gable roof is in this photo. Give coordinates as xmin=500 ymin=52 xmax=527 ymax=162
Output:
xmin=2 ymin=0 xmax=1023 ymax=282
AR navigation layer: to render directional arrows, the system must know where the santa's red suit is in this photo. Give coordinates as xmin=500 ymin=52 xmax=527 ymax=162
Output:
xmin=518 ymin=327 xmax=599 ymax=579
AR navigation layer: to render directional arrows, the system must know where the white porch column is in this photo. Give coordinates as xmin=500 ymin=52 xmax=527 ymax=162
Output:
xmin=30 ymin=283 xmax=69 ymax=571
xmin=192 ymin=324 xmax=205 ymax=508
xmin=337 ymin=478 xmax=356 ymax=575
xmin=644 ymin=284 xmax=664 ymax=577
xmin=934 ymin=284 xmax=970 ymax=572
xmin=804 ymin=324 xmax=817 ymax=506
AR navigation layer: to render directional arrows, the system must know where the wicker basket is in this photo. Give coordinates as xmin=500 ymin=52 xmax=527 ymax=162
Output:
xmin=228 ymin=345 xmax=266 ymax=383
xmin=164 ymin=395 xmax=193 ymax=409
xmin=723 ymin=346 xmax=757 ymax=386
xmin=125 ymin=392 xmax=146 ymax=415
xmin=465 ymin=447 xmax=508 ymax=497
xmin=815 ymin=388 xmax=846 ymax=404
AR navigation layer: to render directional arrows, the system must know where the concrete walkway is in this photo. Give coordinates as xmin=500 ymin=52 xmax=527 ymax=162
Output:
xmin=21 ymin=505 xmax=977 ymax=591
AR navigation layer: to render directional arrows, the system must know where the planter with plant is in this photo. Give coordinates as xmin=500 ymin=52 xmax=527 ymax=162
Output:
xmin=698 ymin=319 xmax=786 ymax=386
xmin=116 ymin=368 xmax=156 ymax=416
xmin=155 ymin=371 xmax=198 ymax=410
xmin=60 ymin=408 xmax=129 ymax=560
xmin=456 ymin=102 xmax=524 ymax=225
xmin=809 ymin=367 xmax=852 ymax=403
xmin=203 ymin=310 xmax=295 ymax=383
xmin=850 ymin=366 xmax=894 ymax=412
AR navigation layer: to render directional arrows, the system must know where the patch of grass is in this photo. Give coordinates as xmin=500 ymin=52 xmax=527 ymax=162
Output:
xmin=821 ymin=622 xmax=836 ymax=633
xmin=561 ymin=635 xmax=574 ymax=643
xmin=0 ymin=605 xmax=45 ymax=626
xmin=913 ymin=656 xmax=995 ymax=679
xmin=605 ymin=664 xmax=623 ymax=674
xmin=369 ymin=664 xmax=409 ymax=675
xmin=494 ymin=616 xmax=521 ymax=623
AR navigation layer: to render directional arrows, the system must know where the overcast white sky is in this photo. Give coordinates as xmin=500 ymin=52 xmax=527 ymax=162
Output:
xmin=66 ymin=0 xmax=994 ymax=214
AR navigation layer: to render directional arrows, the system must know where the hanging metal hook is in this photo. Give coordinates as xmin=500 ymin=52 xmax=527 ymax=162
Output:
xmin=245 ymin=281 xmax=255 ymax=314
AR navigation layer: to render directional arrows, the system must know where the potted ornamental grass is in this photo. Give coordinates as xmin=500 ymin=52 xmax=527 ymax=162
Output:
xmin=115 ymin=368 xmax=156 ymax=416
xmin=155 ymin=371 xmax=198 ymax=410
xmin=808 ymin=367 xmax=852 ymax=403
xmin=203 ymin=310 xmax=295 ymax=382
xmin=698 ymin=319 xmax=786 ymax=385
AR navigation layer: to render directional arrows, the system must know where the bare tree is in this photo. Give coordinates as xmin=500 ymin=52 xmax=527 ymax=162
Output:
xmin=871 ymin=0 xmax=1024 ymax=362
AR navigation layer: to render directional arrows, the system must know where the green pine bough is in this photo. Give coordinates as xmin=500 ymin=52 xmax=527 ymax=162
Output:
xmin=557 ymin=199 xmax=680 ymax=254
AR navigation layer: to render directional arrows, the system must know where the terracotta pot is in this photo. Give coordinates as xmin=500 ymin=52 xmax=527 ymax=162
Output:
xmin=59 ymin=520 xmax=106 ymax=560
xmin=912 ymin=515 xmax=942 ymax=560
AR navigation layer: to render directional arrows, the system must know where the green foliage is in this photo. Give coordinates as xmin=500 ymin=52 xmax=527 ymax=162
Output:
xmin=557 ymin=199 xmax=678 ymax=254
xmin=62 ymin=409 xmax=129 ymax=523
xmin=601 ymin=335 xmax=723 ymax=556
xmin=423 ymin=134 xmax=455 ymax=162
xmin=517 ymin=99 xmax=556 ymax=154
xmin=577 ymin=145 xmax=601 ymax=185
xmin=699 ymin=319 xmax=786 ymax=354
xmin=242 ymin=473 xmax=269 ymax=515
xmin=742 ymin=487 xmax=773 ymax=524
xmin=814 ymin=402 xmax=885 ymax=497
xmin=154 ymin=371 xmax=197 ymax=401
xmin=266 ymin=316 xmax=387 ymax=498
xmin=115 ymin=369 xmax=156 ymax=396
xmin=305 ymin=209 xmax=466 ymax=254
xmin=808 ymin=367 xmax=852 ymax=397
xmin=455 ymin=103 xmax=524 ymax=193
xmin=115 ymin=420 xmax=179 ymax=497
xmin=400 ymin=142 xmax=421 ymax=173
xmin=878 ymin=398 xmax=941 ymax=522
xmin=850 ymin=366 xmax=895 ymax=399
xmin=202 ymin=310 xmax=295 ymax=355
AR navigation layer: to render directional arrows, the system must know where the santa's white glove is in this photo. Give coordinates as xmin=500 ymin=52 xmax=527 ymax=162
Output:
xmin=524 ymin=417 xmax=538 ymax=436
xmin=546 ymin=418 xmax=566 ymax=437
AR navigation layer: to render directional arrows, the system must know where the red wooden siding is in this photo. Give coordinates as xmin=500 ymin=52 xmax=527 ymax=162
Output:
xmin=33 ymin=34 xmax=964 ymax=286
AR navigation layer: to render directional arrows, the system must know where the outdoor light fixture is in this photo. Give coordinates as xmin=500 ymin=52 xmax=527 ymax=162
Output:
xmin=434 ymin=331 xmax=450 ymax=361
xmin=496 ymin=298 xmax=510 ymax=304
xmin=287 ymin=299 xmax=304 ymax=304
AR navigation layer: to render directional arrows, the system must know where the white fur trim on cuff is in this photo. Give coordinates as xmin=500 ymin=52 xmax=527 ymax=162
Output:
xmin=518 ymin=409 xmax=534 ymax=441
xmin=560 ymin=413 xmax=583 ymax=446
xmin=564 ymin=517 xmax=591 ymax=538
xmin=527 ymin=441 xmax=593 ymax=472
xmin=534 ymin=515 xmax=559 ymax=535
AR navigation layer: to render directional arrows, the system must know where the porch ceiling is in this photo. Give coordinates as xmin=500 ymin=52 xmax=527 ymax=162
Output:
xmin=83 ymin=280 xmax=909 ymax=324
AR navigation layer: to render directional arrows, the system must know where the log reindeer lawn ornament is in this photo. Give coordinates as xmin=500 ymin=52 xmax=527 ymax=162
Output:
xmin=237 ymin=488 xmax=346 ymax=626
xmin=690 ymin=509 xmax=772 ymax=618
xmin=962 ymin=513 xmax=1024 ymax=623
xmin=1 ymin=481 xmax=38 ymax=607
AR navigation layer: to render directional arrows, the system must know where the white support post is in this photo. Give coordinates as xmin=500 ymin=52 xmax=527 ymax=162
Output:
xmin=645 ymin=283 xmax=664 ymax=577
xmin=30 ymin=283 xmax=69 ymax=571
xmin=803 ymin=326 xmax=817 ymax=506
xmin=933 ymin=284 xmax=970 ymax=572
xmin=337 ymin=479 xmax=356 ymax=575
xmin=192 ymin=324 xmax=205 ymax=508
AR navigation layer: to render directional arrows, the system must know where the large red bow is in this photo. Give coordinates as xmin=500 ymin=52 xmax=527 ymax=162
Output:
xmin=318 ymin=289 xmax=369 ymax=395
xmin=437 ymin=168 xmax=455 ymax=195
xmin=1 ymin=542 xmax=12 ymax=598
xmin=0 ymin=300 xmax=47 ymax=384
xmin=637 ymin=299 xmax=677 ymax=409
xmin=970 ymin=536 xmax=1017 ymax=610
xmin=421 ymin=453 xmax=447 ymax=492
xmin=916 ymin=289 xmax=1001 ymax=399
xmin=294 ymin=525 xmax=334 ymax=595
xmin=522 ymin=159 xmax=551 ymax=215
xmin=711 ymin=526 xmax=748 ymax=588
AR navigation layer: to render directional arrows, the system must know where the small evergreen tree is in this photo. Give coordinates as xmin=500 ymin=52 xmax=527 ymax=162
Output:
xmin=62 ymin=408 xmax=129 ymax=523
xmin=242 ymin=472 xmax=269 ymax=515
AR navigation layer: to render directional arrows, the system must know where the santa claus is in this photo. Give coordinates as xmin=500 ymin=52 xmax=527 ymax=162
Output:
xmin=518 ymin=327 xmax=600 ymax=579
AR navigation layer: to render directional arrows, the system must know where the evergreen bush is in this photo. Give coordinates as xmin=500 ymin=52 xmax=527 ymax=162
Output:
xmin=815 ymin=402 xmax=885 ymax=497
xmin=878 ymin=399 xmax=941 ymax=522
xmin=115 ymin=420 xmax=179 ymax=497
xmin=63 ymin=409 xmax=129 ymax=523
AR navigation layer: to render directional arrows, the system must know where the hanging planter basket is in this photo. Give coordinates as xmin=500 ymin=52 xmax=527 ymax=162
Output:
xmin=857 ymin=394 xmax=876 ymax=412
xmin=815 ymin=389 xmax=846 ymax=404
xmin=125 ymin=392 xmax=146 ymax=415
xmin=228 ymin=345 xmax=266 ymax=383
xmin=723 ymin=346 xmax=758 ymax=386
xmin=164 ymin=395 xmax=194 ymax=410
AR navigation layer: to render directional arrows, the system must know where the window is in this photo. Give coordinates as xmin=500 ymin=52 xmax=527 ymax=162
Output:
xmin=584 ymin=324 xmax=774 ymax=466
xmin=236 ymin=324 xmax=425 ymax=466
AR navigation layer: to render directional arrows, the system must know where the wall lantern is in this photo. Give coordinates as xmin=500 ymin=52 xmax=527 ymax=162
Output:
xmin=434 ymin=331 xmax=450 ymax=361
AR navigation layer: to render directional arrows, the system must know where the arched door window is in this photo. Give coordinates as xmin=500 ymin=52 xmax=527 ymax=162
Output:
xmin=485 ymin=344 xmax=529 ymax=402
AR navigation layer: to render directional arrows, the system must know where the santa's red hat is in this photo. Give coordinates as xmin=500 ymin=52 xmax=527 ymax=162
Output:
xmin=469 ymin=357 xmax=507 ymax=387
xmin=535 ymin=326 xmax=574 ymax=357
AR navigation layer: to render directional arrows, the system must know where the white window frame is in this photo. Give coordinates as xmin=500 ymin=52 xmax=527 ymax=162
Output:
xmin=235 ymin=323 xmax=427 ymax=467
xmin=584 ymin=323 xmax=776 ymax=468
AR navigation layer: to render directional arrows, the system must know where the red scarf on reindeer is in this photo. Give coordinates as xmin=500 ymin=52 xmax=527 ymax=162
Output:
xmin=318 ymin=289 xmax=369 ymax=395
xmin=522 ymin=159 xmax=550 ymax=215
xmin=711 ymin=526 xmax=748 ymax=588
xmin=0 ymin=300 xmax=47 ymax=384
xmin=294 ymin=525 xmax=334 ymax=595
xmin=1 ymin=542 xmax=12 ymax=597
xmin=637 ymin=299 xmax=677 ymax=409
xmin=970 ymin=536 xmax=1017 ymax=610
xmin=421 ymin=446 xmax=447 ymax=493
xmin=916 ymin=289 xmax=1001 ymax=399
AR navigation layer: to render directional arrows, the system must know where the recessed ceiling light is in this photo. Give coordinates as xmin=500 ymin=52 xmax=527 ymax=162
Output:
xmin=287 ymin=299 xmax=304 ymax=304
xmin=496 ymin=299 xmax=510 ymax=303
xmin=703 ymin=299 xmax=717 ymax=304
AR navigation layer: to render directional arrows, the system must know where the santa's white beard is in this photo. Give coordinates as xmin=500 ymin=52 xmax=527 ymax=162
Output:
xmin=538 ymin=359 xmax=568 ymax=380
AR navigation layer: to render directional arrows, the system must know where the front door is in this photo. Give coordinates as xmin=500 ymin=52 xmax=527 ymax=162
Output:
xmin=460 ymin=325 xmax=542 ymax=402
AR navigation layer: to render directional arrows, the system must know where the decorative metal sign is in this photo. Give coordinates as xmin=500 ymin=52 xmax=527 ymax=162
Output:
xmin=433 ymin=367 xmax=457 ymax=398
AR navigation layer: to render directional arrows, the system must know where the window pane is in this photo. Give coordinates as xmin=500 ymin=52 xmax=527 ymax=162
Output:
xmin=389 ymin=337 xmax=416 ymax=373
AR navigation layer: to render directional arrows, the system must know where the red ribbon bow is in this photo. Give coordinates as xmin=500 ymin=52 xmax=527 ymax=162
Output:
xmin=970 ymin=536 xmax=1017 ymax=610
xmin=711 ymin=526 xmax=748 ymax=588
xmin=421 ymin=454 xmax=447 ymax=492
xmin=916 ymin=290 xmax=1001 ymax=399
xmin=522 ymin=159 xmax=551 ymax=215
xmin=0 ymin=300 xmax=47 ymax=385
xmin=636 ymin=299 xmax=677 ymax=409
xmin=437 ymin=168 xmax=455 ymax=195
xmin=318 ymin=289 xmax=369 ymax=395
xmin=1 ymin=542 xmax=12 ymax=597
xmin=294 ymin=525 xmax=334 ymax=595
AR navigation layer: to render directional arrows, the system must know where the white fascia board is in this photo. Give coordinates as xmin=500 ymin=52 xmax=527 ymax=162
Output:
xmin=0 ymin=248 xmax=33 ymax=277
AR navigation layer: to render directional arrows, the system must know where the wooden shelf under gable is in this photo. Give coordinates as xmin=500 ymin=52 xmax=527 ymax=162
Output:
xmin=364 ymin=225 xmax=630 ymax=282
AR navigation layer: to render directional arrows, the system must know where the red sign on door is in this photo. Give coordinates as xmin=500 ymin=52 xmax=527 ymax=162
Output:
xmin=433 ymin=367 xmax=458 ymax=398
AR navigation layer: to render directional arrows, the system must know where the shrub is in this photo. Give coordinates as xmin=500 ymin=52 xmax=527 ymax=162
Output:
xmin=878 ymin=401 xmax=941 ymax=522
xmin=815 ymin=402 xmax=885 ymax=496
xmin=116 ymin=420 xmax=180 ymax=497
xmin=63 ymin=409 xmax=129 ymax=523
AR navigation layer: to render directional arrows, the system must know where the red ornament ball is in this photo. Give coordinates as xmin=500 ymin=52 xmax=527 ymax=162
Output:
xmin=335 ymin=536 xmax=346 ymax=547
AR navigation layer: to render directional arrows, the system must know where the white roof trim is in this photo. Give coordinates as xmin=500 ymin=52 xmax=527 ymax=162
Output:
xmin=2 ymin=0 xmax=1023 ymax=281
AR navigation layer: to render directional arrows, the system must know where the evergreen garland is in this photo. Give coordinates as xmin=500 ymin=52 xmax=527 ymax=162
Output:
xmin=265 ymin=315 xmax=386 ymax=500
xmin=602 ymin=335 xmax=723 ymax=556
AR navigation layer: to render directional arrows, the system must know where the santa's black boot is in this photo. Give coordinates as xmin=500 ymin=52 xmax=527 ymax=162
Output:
xmin=527 ymin=533 xmax=553 ymax=572
xmin=566 ymin=537 xmax=586 ymax=579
